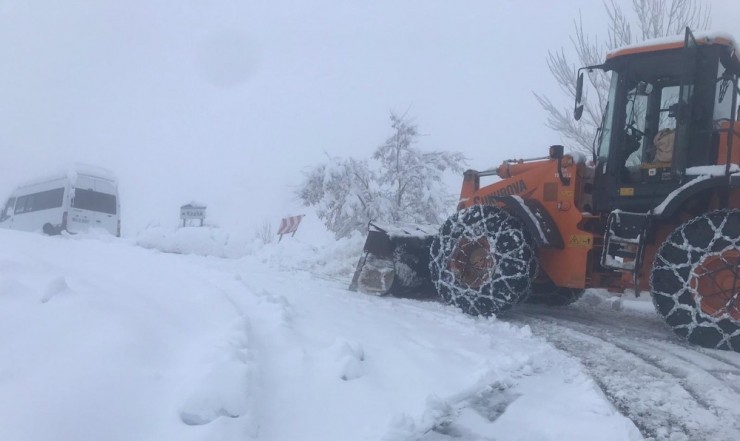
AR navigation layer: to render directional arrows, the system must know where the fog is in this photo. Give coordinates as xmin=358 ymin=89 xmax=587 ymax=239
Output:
xmin=1 ymin=0 xmax=739 ymax=236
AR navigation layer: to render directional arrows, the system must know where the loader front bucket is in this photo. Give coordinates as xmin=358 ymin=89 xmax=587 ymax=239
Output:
xmin=349 ymin=222 xmax=438 ymax=298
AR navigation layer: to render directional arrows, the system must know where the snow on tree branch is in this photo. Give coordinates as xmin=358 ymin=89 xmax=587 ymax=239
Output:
xmin=298 ymin=112 xmax=466 ymax=238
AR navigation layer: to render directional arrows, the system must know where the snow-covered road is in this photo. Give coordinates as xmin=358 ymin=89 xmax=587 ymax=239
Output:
xmin=508 ymin=298 xmax=740 ymax=441
xmin=3 ymin=227 xmax=737 ymax=440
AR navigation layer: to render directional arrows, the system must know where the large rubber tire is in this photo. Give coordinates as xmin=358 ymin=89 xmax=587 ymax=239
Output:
xmin=650 ymin=209 xmax=740 ymax=352
xmin=429 ymin=205 xmax=538 ymax=316
xmin=525 ymin=278 xmax=585 ymax=306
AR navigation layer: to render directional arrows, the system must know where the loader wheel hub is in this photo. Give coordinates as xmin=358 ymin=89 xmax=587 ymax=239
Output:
xmin=691 ymin=249 xmax=740 ymax=320
xmin=448 ymin=236 xmax=494 ymax=289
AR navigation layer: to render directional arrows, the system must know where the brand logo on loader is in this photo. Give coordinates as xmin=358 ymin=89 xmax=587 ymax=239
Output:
xmin=473 ymin=180 xmax=527 ymax=205
xmin=474 ymin=180 xmax=528 ymax=205
xmin=492 ymin=179 xmax=527 ymax=197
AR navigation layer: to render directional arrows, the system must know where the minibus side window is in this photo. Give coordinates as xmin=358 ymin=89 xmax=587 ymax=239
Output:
xmin=14 ymin=188 xmax=64 ymax=214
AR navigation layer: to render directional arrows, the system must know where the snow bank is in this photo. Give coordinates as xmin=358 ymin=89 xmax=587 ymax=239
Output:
xmin=134 ymin=212 xmax=364 ymax=282
xmin=218 ymin=261 xmax=641 ymax=441
xmin=0 ymin=229 xmax=257 ymax=441
xmin=247 ymin=232 xmax=365 ymax=281
xmin=0 ymin=228 xmax=642 ymax=441
xmin=135 ymin=224 xmax=255 ymax=258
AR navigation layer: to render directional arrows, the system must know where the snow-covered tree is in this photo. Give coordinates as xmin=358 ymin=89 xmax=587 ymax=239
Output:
xmin=298 ymin=112 xmax=465 ymax=238
xmin=535 ymin=0 xmax=711 ymax=154
xmin=374 ymin=113 xmax=465 ymax=224
xmin=298 ymin=157 xmax=378 ymax=239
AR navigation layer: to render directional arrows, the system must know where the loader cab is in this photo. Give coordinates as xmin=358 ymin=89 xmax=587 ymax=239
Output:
xmin=584 ymin=31 xmax=740 ymax=213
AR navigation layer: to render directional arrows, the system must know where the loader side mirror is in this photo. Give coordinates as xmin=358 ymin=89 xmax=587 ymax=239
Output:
xmin=574 ymin=71 xmax=584 ymax=121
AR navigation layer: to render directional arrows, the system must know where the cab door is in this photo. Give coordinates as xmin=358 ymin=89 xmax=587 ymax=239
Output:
xmin=604 ymin=30 xmax=701 ymax=213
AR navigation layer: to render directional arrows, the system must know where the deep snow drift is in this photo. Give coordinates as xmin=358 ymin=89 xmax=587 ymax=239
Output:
xmin=0 ymin=226 xmax=642 ymax=441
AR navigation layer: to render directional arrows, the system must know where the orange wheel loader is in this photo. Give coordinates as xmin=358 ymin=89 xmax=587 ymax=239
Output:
xmin=350 ymin=29 xmax=740 ymax=352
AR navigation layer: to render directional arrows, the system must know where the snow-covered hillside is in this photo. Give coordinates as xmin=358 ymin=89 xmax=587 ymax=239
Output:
xmin=0 ymin=228 xmax=643 ymax=441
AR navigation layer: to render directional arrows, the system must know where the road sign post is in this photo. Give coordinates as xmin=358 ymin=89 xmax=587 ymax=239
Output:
xmin=180 ymin=203 xmax=207 ymax=227
xmin=277 ymin=215 xmax=304 ymax=242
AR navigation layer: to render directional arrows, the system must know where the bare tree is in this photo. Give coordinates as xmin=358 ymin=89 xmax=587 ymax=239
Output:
xmin=535 ymin=0 xmax=711 ymax=154
xmin=255 ymin=219 xmax=274 ymax=244
xmin=298 ymin=112 xmax=466 ymax=238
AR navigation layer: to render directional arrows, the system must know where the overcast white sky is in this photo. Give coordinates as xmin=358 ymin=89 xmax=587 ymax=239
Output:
xmin=1 ymin=0 xmax=739 ymax=235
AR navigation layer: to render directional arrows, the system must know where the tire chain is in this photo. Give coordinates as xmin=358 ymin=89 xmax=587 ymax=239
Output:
xmin=429 ymin=205 xmax=538 ymax=316
xmin=651 ymin=209 xmax=740 ymax=352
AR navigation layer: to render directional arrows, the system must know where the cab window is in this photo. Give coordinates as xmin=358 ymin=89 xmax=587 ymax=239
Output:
xmin=713 ymin=59 xmax=737 ymax=125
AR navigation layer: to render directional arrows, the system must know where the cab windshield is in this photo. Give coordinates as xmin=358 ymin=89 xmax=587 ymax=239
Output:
xmin=596 ymin=49 xmax=690 ymax=181
xmin=622 ymin=77 xmax=681 ymax=169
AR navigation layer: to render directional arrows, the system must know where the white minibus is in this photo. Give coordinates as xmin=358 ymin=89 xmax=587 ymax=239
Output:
xmin=0 ymin=167 xmax=120 ymax=236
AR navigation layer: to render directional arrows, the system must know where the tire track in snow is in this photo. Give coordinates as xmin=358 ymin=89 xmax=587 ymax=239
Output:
xmin=636 ymin=340 xmax=740 ymax=394
xmin=514 ymin=313 xmax=712 ymax=440
xmin=507 ymin=305 xmax=740 ymax=441
xmin=693 ymin=348 xmax=740 ymax=371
